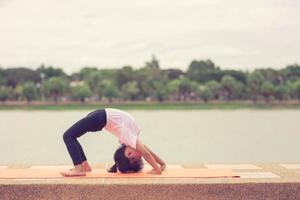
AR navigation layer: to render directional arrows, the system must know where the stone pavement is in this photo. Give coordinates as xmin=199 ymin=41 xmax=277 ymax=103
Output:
xmin=0 ymin=163 xmax=300 ymax=200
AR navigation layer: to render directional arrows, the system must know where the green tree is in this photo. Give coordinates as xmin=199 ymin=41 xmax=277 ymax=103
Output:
xmin=44 ymin=77 xmax=69 ymax=102
xmin=220 ymin=75 xmax=244 ymax=100
xmin=178 ymin=78 xmax=198 ymax=101
xmin=101 ymin=80 xmax=119 ymax=103
xmin=121 ymin=81 xmax=139 ymax=101
xmin=36 ymin=64 xmax=67 ymax=79
xmin=163 ymin=69 xmax=184 ymax=80
xmin=153 ymin=81 xmax=168 ymax=102
xmin=166 ymin=79 xmax=181 ymax=101
xmin=281 ymin=64 xmax=300 ymax=82
xmin=0 ymin=87 xmax=10 ymax=102
xmin=14 ymin=85 xmax=23 ymax=100
xmin=187 ymin=59 xmax=220 ymax=83
xmin=260 ymin=81 xmax=275 ymax=103
xmin=290 ymin=79 xmax=300 ymax=101
xmin=145 ymin=55 xmax=160 ymax=69
xmin=22 ymin=82 xmax=38 ymax=102
xmin=247 ymin=71 xmax=264 ymax=103
xmin=274 ymin=85 xmax=290 ymax=101
xmin=199 ymin=85 xmax=214 ymax=102
xmin=116 ymin=66 xmax=135 ymax=88
xmin=204 ymin=80 xmax=221 ymax=100
xmin=4 ymin=68 xmax=41 ymax=88
xmin=0 ymin=67 xmax=7 ymax=86
xmin=70 ymin=84 xmax=92 ymax=103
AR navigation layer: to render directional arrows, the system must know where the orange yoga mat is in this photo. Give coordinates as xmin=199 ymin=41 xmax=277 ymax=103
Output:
xmin=0 ymin=168 xmax=239 ymax=179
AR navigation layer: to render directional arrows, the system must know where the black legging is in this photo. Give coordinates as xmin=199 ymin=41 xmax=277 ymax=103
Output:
xmin=63 ymin=109 xmax=107 ymax=165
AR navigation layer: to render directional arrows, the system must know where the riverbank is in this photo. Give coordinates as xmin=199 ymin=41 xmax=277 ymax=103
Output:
xmin=1 ymin=101 xmax=300 ymax=110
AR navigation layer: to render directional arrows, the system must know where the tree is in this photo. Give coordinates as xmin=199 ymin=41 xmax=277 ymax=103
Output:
xmin=4 ymin=68 xmax=41 ymax=88
xmin=70 ymin=84 xmax=92 ymax=103
xmin=145 ymin=55 xmax=160 ymax=69
xmin=14 ymin=85 xmax=23 ymax=101
xmin=203 ymin=80 xmax=221 ymax=100
xmin=178 ymin=78 xmax=198 ymax=101
xmin=220 ymin=70 xmax=247 ymax=84
xmin=0 ymin=67 xmax=7 ymax=86
xmin=22 ymin=82 xmax=38 ymax=102
xmin=220 ymin=75 xmax=245 ymax=100
xmin=101 ymin=80 xmax=119 ymax=103
xmin=199 ymin=85 xmax=214 ymax=102
xmin=247 ymin=71 xmax=264 ymax=103
xmin=187 ymin=59 xmax=220 ymax=83
xmin=290 ymin=79 xmax=300 ymax=101
xmin=116 ymin=66 xmax=135 ymax=88
xmin=153 ymin=81 xmax=168 ymax=102
xmin=281 ymin=64 xmax=300 ymax=82
xmin=274 ymin=85 xmax=290 ymax=101
xmin=163 ymin=69 xmax=184 ymax=80
xmin=44 ymin=77 xmax=69 ymax=102
xmin=121 ymin=81 xmax=139 ymax=101
xmin=36 ymin=64 xmax=67 ymax=79
xmin=0 ymin=87 xmax=10 ymax=102
xmin=166 ymin=79 xmax=181 ymax=101
xmin=260 ymin=81 xmax=275 ymax=103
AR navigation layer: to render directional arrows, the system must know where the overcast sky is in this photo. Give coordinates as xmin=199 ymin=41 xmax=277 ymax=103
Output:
xmin=0 ymin=0 xmax=299 ymax=73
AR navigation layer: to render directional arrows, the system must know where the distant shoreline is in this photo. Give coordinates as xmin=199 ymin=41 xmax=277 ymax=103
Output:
xmin=1 ymin=101 xmax=300 ymax=110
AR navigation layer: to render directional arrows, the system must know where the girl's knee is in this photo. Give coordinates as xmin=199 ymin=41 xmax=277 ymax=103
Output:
xmin=63 ymin=131 xmax=72 ymax=142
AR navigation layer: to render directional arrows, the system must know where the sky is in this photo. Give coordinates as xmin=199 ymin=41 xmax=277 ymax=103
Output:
xmin=0 ymin=0 xmax=300 ymax=74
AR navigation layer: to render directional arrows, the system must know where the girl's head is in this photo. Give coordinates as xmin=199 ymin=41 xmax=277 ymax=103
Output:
xmin=108 ymin=144 xmax=143 ymax=173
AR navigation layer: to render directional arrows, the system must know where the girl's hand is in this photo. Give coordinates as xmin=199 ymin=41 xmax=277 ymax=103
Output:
xmin=160 ymin=163 xmax=166 ymax=171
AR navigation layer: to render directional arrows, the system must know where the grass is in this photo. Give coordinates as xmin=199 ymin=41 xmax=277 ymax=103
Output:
xmin=1 ymin=102 xmax=300 ymax=110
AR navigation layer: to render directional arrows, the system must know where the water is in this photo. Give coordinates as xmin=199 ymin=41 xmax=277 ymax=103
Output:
xmin=1 ymin=110 xmax=300 ymax=165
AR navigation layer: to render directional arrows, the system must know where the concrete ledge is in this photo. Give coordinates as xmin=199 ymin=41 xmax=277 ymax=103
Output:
xmin=1 ymin=182 xmax=300 ymax=200
xmin=1 ymin=163 xmax=300 ymax=200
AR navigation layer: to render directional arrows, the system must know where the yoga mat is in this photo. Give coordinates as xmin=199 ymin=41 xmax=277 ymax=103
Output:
xmin=0 ymin=168 xmax=239 ymax=179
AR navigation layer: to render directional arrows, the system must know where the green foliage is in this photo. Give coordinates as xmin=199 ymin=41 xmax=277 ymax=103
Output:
xmin=281 ymin=64 xmax=300 ymax=82
xmin=260 ymin=81 xmax=275 ymax=102
xmin=290 ymin=79 xmax=300 ymax=100
xmin=274 ymin=85 xmax=290 ymax=101
xmin=247 ymin=70 xmax=265 ymax=102
xmin=37 ymin=64 xmax=67 ymax=79
xmin=0 ymin=68 xmax=7 ymax=86
xmin=4 ymin=68 xmax=40 ymax=88
xmin=70 ymin=84 xmax=92 ymax=103
xmin=220 ymin=75 xmax=244 ymax=100
xmin=22 ymin=82 xmax=38 ymax=102
xmin=116 ymin=66 xmax=135 ymax=87
xmin=187 ymin=59 xmax=220 ymax=83
xmin=163 ymin=69 xmax=184 ymax=80
xmin=121 ymin=81 xmax=139 ymax=101
xmin=199 ymin=86 xmax=214 ymax=102
xmin=101 ymin=80 xmax=119 ymax=103
xmin=0 ymin=87 xmax=11 ymax=102
xmin=44 ymin=77 xmax=69 ymax=102
xmin=145 ymin=55 xmax=160 ymax=69
xmin=1 ymin=60 xmax=300 ymax=103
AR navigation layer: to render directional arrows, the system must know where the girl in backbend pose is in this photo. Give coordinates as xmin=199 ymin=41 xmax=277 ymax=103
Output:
xmin=61 ymin=108 xmax=166 ymax=176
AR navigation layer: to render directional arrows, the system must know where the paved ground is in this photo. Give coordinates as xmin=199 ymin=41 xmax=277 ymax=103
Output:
xmin=1 ymin=163 xmax=300 ymax=200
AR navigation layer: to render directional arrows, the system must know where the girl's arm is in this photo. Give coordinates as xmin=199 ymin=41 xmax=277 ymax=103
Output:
xmin=144 ymin=145 xmax=166 ymax=170
xmin=136 ymin=141 xmax=162 ymax=174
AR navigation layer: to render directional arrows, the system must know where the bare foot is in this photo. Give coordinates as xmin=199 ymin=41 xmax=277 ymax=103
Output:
xmin=61 ymin=168 xmax=86 ymax=177
xmin=82 ymin=161 xmax=92 ymax=172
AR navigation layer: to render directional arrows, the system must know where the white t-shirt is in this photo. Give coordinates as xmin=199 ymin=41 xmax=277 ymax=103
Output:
xmin=104 ymin=108 xmax=141 ymax=149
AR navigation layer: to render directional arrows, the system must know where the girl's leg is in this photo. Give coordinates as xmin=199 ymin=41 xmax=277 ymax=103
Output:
xmin=63 ymin=110 xmax=106 ymax=167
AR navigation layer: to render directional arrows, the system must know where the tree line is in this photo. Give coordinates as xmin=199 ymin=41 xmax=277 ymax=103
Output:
xmin=1 ymin=56 xmax=300 ymax=103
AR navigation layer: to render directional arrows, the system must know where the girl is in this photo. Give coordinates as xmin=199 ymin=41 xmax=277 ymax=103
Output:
xmin=61 ymin=108 xmax=166 ymax=176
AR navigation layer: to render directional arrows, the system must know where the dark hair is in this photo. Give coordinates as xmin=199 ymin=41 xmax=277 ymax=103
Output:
xmin=107 ymin=144 xmax=143 ymax=173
